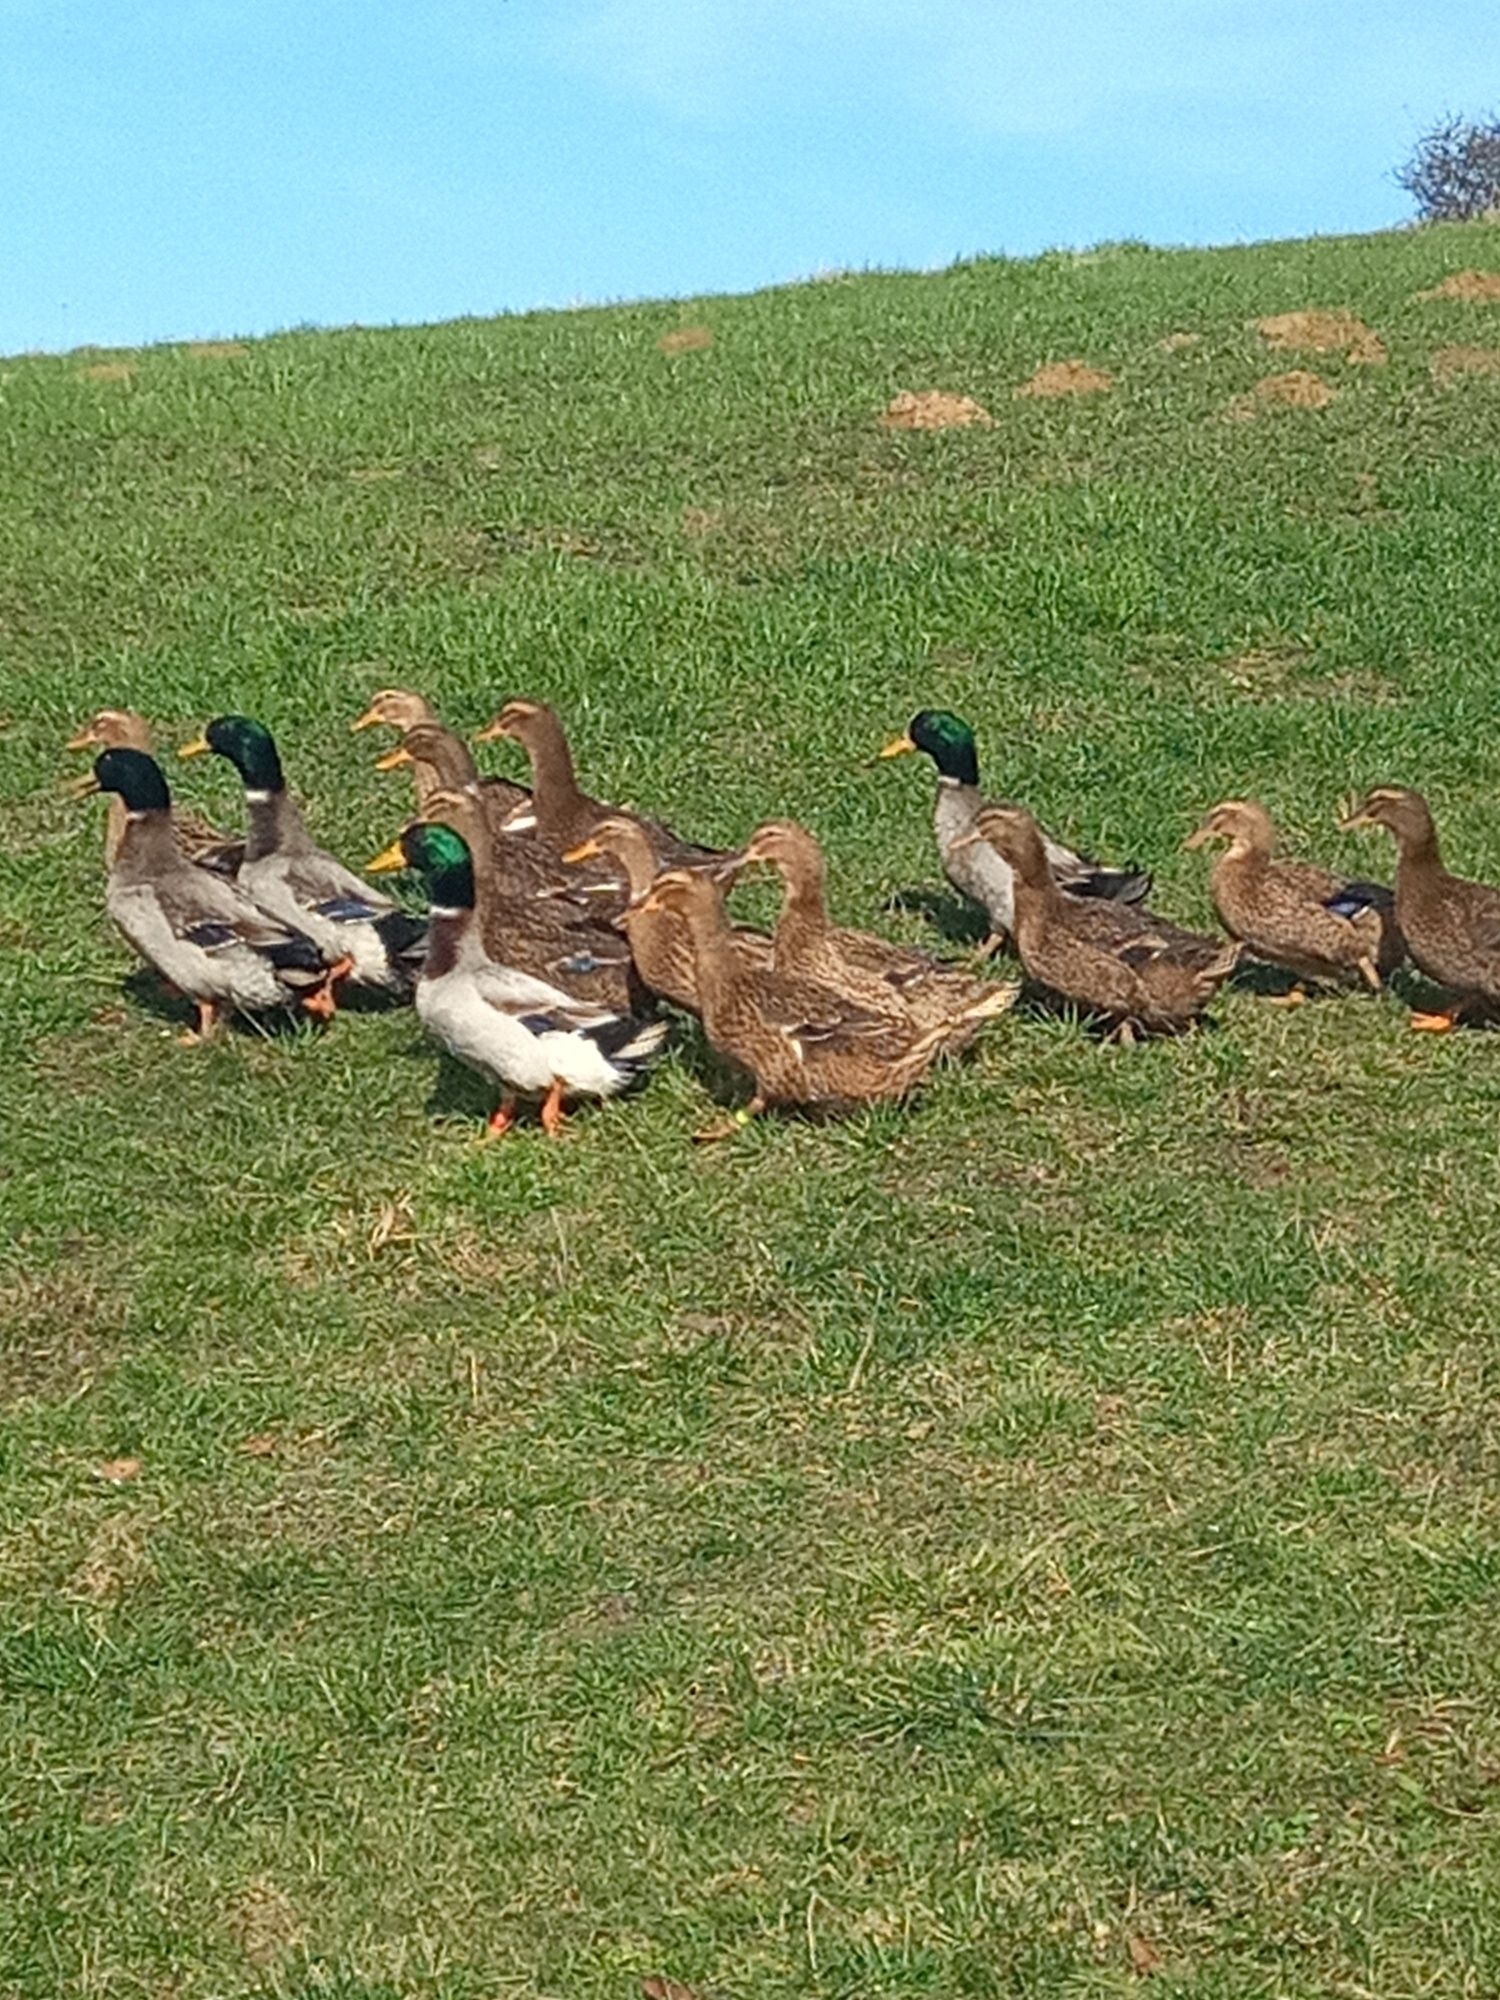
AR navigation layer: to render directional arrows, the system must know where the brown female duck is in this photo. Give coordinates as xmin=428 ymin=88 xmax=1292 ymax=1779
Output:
xmin=953 ymin=806 xmax=1238 ymax=1039
xmin=1341 ymin=786 xmax=1500 ymax=1029
xmin=1186 ymin=799 xmax=1402 ymax=1000
xmin=473 ymin=699 xmax=728 ymax=868
xmin=638 ymin=869 xmax=974 ymax=1136
xmin=68 ymin=710 xmax=243 ymax=873
xmin=563 ymin=815 xmax=770 ymax=1012
xmin=728 ymin=820 xmax=1015 ymax=1046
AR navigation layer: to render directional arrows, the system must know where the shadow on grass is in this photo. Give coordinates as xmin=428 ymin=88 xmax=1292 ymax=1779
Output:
xmin=882 ymin=883 xmax=990 ymax=950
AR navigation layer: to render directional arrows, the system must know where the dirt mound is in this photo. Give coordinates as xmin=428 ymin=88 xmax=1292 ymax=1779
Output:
xmin=185 ymin=339 xmax=249 ymax=359
xmin=78 ymin=362 xmax=132 ymax=384
xmin=1157 ymin=331 xmax=1201 ymax=353
xmin=1431 ymin=345 xmax=1500 ymax=383
xmin=1414 ymin=270 xmax=1500 ymax=304
xmin=658 ymin=325 xmax=713 ymax=355
xmin=1255 ymin=310 xmax=1386 ymax=364
xmin=881 ymin=389 xmax=993 ymax=429
xmin=1013 ymin=360 xmax=1114 ymax=398
xmin=1226 ymin=370 xmax=1336 ymax=420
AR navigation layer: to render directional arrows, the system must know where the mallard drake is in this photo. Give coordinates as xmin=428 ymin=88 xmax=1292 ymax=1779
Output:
xmin=367 ymin=821 xmax=667 ymax=1136
xmin=728 ymin=820 xmax=1017 ymax=1048
xmin=67 ymin=710 xmax=243 ymax=874
xmin=1340 ymin=787 xmax=1500 ymax=1030
xmin=563 ymin=815 xmax=771 ymax=1012
xmin=879 ymin=709 xmax=1152 ymax=950
xmin=952 ymin=805 xmax=1237 ymax=1039
xmin=78 ymin=748 xmax=333 ymax=1041
xmin=637 ymin=868 xmax=972 ymax=1136
xmin=180 ymin=715 xmax=425 ymax=999
xmin=1186 ymin=799 xmax=1403 ymax=1001
xmin=473 ymin=699 xmax=729 ymax=869
xmin=414 ymin=787 xmax=644 ymax=1012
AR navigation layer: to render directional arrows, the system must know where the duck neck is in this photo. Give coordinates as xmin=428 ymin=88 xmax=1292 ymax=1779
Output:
xmin=242 ymin=785 xmax=304 ymax=865
xmin=607 ymin=826 xmax=660 ymax=904
xmin=114 ymin=807 xmax=179 ymax=879
xmin=1394 ymin=820 xmax=1443 ymax=893
xmin=678 ymin=891 xmax=737 ymax=1016
xmin=774 ymin=852 xmax=830 ymax=950
xmin=422 ymin=903 xmax=478 ymax=980
xmin=522 ymin=716 xmax=589 ymax=840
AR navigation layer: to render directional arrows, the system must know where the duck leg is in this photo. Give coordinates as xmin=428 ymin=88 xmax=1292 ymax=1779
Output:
xmin=693 ymin=1095 xmax=767 ymax=1144
xmin=1410 ymin=1003 xmax=1465 ymax=1033
xmin=1264 ymin=984 xmax=1307 ymax=1009
xmin=975 ymin=931 xmax=1010 ymax=961
xmin=486 ymin=1094 xmax=518 ymax=1138
xmin=302 ymin=954 xmax=356 ymax=1021
xmin=177 ymin=999 xmax=223 ymax=1046
xmin=1357 ymin=957 xmax=1382 ymax=994
xmin=540 ymin=1079 xmax=567 ymax=1138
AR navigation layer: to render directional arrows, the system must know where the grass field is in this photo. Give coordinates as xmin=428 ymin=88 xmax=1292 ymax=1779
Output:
xmin=5 ymin=221 xmax=1500 ymax=1998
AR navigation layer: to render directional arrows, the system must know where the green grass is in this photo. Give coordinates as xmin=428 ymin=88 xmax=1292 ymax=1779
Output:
xmin=5 ymin=222 xmax=1500 ymax=1998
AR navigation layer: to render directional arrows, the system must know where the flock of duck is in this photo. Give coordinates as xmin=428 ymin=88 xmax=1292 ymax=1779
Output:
xmin=66 ymin=695 xmax=1500 ymax=1138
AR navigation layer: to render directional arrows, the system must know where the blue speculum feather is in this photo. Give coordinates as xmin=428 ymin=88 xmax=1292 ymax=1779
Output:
xmin=314 ymin=896 xmax=382 ymax=924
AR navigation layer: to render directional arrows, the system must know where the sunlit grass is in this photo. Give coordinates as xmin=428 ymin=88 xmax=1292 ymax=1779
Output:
xmin=4 ymin=221 xmax=1500 ymax=1997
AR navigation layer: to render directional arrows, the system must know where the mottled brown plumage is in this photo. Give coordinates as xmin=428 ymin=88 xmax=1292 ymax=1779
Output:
xmin=1342 ymin=786 xmax=1500 ymax=1029
xmin=955 ymin=806 xmax=1238 ymax=1037
xmin=729 ymin=819 xmax=1015 ymax=1051
xmin=640 ymin=870 xmax=975 ymax=1133
xmin=1186 ymin=799 xmax=1402 ymax=993
xmin=565 ymin=817 xmax=771 ymax=1012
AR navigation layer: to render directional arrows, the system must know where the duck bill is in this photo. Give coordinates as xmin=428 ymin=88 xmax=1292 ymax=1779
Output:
xmin=1338 ymin=798 xmax=1372 ymax=831
xmin=365 ymin=839 xmax=408 ymax=874
xmin=472 ymin=719 xmax=508 ymax=744
xmin=350 ymin=706 xmax=385 ymax=732
xmin=561 ymin=837 xmax=602 ymax=865
xmin=68 ymin=772 xmax=102 ymax=800
xmin=178 ymin=736 xmax=210 ymax=759
xmin=710 ymin=848 xmax=751 ymax=885
xmin=877 ymin=732 xmax=916 ymax=759
xmin=65 ymin=728 xmax=100 ymax=752
xmin=1182 ymin=825 xmax=1212 ymax=851
xmin=374 ymin=746 xmax=412 ymax=772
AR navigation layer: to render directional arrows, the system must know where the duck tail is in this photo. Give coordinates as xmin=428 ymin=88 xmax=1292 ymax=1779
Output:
xmin=1194 ymin=940 xmax=1241 ymax=1000
xmin=587 ymin=1013 xmax=670 ymax=1073
xmin=1075 ymin=863 xmax=1153 ymax=905
xmin=374 ymin=909 xmax=429 ymax=964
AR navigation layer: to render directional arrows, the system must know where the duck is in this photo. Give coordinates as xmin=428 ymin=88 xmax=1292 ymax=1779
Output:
xmin=367 ymin=820 xmax=667 ymax=1136
xmin=77 ymin=748 xmax=334 ymax=1041
xmin=353 ymin=695 xmax=534 ymax=827
xmin=725 ymin=819 xmax=1017 ymax=1048
xmin=1340 ymin=787 xmax=1500 ymax=1030
xmin=473 ymin=699 xmax=729 ymax=869
xmin=879 ymin=709 xmax=1152 ymax=950
xmin=951 ymin=805 xmax=1238 ymax=1040
xmin=1186 ymin=799 xmax=1403 ymax=1001
xmin=636 ymin=869 xmax=975 ymax=1137
xmin=180 ymin=715 xmax=425 ymax=1000
xmin=414 ymin=787 xmax=645 ymax=1012
xmin=562 ymin=815 xmax=772 ymax=1012
xmin=67 ymin=710 xmax=243 ymax=874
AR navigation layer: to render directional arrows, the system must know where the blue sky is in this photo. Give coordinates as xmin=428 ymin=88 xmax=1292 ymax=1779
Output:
xmin=4 ymin=0 xmax=1499 ymax=355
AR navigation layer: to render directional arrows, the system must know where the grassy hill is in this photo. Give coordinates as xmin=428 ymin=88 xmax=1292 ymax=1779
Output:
xmin=5 ymin=222 xmax=1500 ymax=1998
